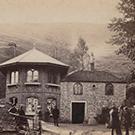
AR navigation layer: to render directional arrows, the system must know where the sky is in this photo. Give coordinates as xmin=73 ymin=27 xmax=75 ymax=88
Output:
xmin=0 ymin=0 xmax=120 ymax=59
xmin=0 ymin=0 xmax=119 ymax=23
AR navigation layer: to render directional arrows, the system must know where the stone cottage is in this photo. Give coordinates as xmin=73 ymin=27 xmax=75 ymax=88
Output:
xmin=60 ymin=63 xmax=127 ymax=124
xmin=0 ymin=48 xmax=69 ymax=120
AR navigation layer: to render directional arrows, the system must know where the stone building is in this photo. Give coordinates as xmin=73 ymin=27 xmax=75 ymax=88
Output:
xmin=60 ymin=63 xmax=127 ymax=124
xmin=0 ymin=48 xmax=69 ymax=120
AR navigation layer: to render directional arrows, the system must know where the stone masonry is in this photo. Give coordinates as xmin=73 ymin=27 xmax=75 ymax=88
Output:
xmin=60 ymin=82 xmax=126 ymax=124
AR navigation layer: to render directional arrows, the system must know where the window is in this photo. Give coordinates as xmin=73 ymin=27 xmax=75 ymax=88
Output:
xmin=48 ymin=72 xmax=57 ymax=84
xmin=105 ymin=83 xmax=114 ymax=95
xmin=10 ymin=71 xmax=19 ymax=84
xmin=26 ymin=97 xmax=39 ymax=115
xmin=27 ymin=69 xmax=39 ymax=82
xmin=73 ymin=82 xmax=83 ymax=95
xmin=47 ymin=98 xmax=57 ymax=115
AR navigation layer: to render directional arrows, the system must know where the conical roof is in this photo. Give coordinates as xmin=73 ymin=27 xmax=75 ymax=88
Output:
xmin=0 ymin=48 xmax=69 ymax=67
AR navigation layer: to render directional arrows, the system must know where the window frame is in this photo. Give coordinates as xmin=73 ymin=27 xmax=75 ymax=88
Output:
xmin=26 ymin=69 xmax=39 ymax=83
xmin=10 ymin=71 xmax=19 ymax=84
xmin=105 ymin=83 xmax=114 ymax=96
xmin=26 ymin=97 xmax=39 ymax=115
xmin=73 ymin=82 xmax=83 ymax=95
xmin=46 ymin=97 xmax=57 ymax=115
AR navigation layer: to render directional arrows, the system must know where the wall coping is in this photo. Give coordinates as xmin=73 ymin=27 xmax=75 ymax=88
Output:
xmin=24 ymin=82 xmax=41 ymax=86
xmin=45 ymin=83 xmax=60 ymax=87
xmin=7 ymin=83 xmax=19 ymax=87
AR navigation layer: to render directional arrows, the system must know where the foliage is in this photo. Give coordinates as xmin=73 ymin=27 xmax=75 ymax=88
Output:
xmin=70 ymin=37 xmax=90 ymax=70
xmin=108 ymin=0 xmax=135 ymax=62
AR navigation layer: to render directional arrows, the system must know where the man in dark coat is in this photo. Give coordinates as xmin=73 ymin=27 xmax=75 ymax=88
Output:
xmin=18 ymin=105 xmax=28 ymax=130
xmin=8 ymin=103 xmax=18 ymax=114
xmin=52 ymin=106 xmax=59 ymax=126
xmin=8 ymin=103 xmax=19 ymax=129
xmin=110 ymin=106 xmax=122 ymax=135
xmin=122 ymin=107 xmax=131 ymax=135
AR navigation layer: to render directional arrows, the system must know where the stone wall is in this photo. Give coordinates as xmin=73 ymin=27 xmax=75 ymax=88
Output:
xmin=60 ymin=82 xmax=126 ymax=124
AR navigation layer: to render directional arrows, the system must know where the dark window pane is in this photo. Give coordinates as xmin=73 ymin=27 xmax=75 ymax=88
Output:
xmin=105 ymin=83 xmax=114 ymax=95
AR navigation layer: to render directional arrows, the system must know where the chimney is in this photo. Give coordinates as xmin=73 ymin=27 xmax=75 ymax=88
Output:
xmin=8 ymin=42 xmax=17 ymax=57
xmin=90 ymin=52 xmax=95 ymax=71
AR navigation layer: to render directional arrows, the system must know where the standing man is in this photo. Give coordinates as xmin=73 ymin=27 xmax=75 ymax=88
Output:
xmin=52 ymin=106 xmax=59 ymax=126
xmin=18 ymin=105 xmax=28 ymax=130
xmin=110 ymin=106 xmax=122 ymax=135
xmin=8 ymin=102 xmax=19 ymax=130
xmin=8 ymin=103 xmax=18 ymax=114
xmin=122 ymin=107 xmax=131 ymax=135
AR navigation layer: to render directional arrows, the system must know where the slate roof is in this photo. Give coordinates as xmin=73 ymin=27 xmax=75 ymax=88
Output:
xmin=63 ymin=70 xmax=126 ymax=83
xmin=0 ymin=48 xmax=69 ymax=68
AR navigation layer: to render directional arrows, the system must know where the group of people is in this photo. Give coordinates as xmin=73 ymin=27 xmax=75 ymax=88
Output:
xmin=45 ymin=105 xmax=60 ymax=126
xmin=8 ymin=102 xmax=60 ymax=131
xmin=8 ymin=103 xmax=42 ymax=134
xmin=109 ymin=105 xmax=135 ymax=135
xmin=8 ymin=103 xmax=29 ymax=131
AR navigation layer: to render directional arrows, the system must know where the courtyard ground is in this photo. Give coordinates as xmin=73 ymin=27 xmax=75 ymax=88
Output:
xmin=0 ymin=122 xmax=132 ymax=135
xmin=42 ymin=122 xmax=133 ymax=135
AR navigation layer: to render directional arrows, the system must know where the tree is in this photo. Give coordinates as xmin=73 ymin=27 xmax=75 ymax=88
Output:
xmin=108 ymin=0 xmax=135 ymax=62
xmin=70 ymin=37 xmax=90 ymax=70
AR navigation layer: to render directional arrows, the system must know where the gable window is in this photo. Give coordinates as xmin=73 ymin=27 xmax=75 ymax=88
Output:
xmin=48 ymin=72 xmax=57 ymax=84
xmin=27 ymin=69 xmax=39 ymax=82
xmin=73 ymin=82 xmax=83 ymax=95
xmin=10 ymin=71 xmax=19 ymax=84
xmin=105 ymin=83 xmax=114 ymax=95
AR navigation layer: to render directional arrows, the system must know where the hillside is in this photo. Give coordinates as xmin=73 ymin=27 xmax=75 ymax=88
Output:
xmin=96 ymin=54 xmax=135 ymax=79
xmin=0 ymin=32 xmax=134 ymax=75
xmin=0 ymin=33 xmax=71 ymax=64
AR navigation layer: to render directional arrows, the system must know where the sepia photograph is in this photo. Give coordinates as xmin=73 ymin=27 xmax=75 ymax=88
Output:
xmin=0 ymin=0 xmax=134 ymax=135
